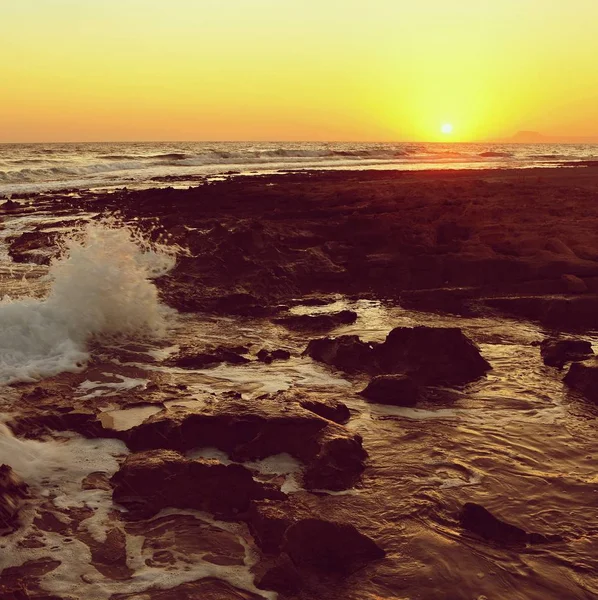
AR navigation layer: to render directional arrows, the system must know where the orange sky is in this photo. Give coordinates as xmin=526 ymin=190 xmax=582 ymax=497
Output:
xmin=2 ymin=0 xmax=598 ymax=142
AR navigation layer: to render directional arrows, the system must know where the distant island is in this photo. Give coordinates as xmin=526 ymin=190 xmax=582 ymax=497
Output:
xmin=494 ymin=130 xmax=598 ymax=143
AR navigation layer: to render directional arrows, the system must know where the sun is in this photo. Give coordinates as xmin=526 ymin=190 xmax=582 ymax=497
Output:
xmin=441 ymin=123 xmax=454 ymax=135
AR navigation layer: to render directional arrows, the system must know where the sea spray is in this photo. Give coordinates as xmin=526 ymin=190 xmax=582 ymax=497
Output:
xmin=0 ymin=221 xmax=176 ymax=385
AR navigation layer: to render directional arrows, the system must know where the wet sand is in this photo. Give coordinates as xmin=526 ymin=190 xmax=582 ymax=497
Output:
xmin=1 ymin=166 xmax=598 ymax=600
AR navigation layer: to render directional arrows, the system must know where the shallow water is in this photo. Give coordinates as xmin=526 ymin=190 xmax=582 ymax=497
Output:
xmin=1 ymin=210 xmax=597 ymax=599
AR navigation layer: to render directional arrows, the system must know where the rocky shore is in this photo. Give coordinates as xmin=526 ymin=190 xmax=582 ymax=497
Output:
xmin=2 ymin=166 xmax=598 ymax=599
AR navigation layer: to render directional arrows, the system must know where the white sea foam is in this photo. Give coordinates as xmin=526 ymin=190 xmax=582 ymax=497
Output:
xmin=0 ymin=222 xmax=176 ymax=385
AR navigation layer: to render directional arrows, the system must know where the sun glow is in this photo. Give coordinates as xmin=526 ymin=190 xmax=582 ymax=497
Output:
xmin=441 ymin=123 xmax=454 ymax=135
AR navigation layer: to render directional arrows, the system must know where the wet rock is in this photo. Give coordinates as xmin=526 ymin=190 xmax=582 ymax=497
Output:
xmin=302 ymin=422 xmax=367 ymax=491
xmin=561 ymin=273 xmax=588 ymax=293
xmin=459 ymin=502 xmax=556 ymax=546
xmin=171 ymin=346 xmax=250 ymax=369
xmin=0 ymin=198 xmax=20 ymax=211
xmin=306 ymin=327 xmax=489 ymax=385
xmin=374 ymin=326 xmax=491 ymax=385
xmin=0 ymin=465 xmax=29 ymax=535
xmin=540 ymin=337 xmax=593 ymax=368
xmin=125 ymin=397 xmax=327 ymax=458
xmin=115 ymin=578 xmax=263 ymax=600
xmin=564 ymin=358 xmax=598 ymax=402
xmin=254 ymin=554 xmax=302 ymax=595
xmin=257 ymin=348 xmax=291 ymax=364
xmin=298 ymin=397 xmax=350 ymax=424
xmin=283 ymin=518 xmax=385 ymax=574
xmin=304 ymin=335 xmax=376 ymax=373
xmin=360 ymin=374 xmax=419 ymax=406
xmin=111 ymin=449 xmax=283 ymax=520
xmin=486 ymin=295 xmax=598 ymax=331
xmin=210 ymin=292 xmax=275 ymax=317
xmin=125 ymin=513 xmax=247 ymax=568
xmin=274 ymin=310 xmax=357 ymax=331
xmin=125 ymin=396 xmax=366 ymax=491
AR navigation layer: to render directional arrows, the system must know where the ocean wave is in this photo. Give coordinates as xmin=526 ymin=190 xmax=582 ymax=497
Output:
xmin=0 ymin=160 xmax=147 ymax=183
xmin=479 ymin=151 xmax=513 ymax=158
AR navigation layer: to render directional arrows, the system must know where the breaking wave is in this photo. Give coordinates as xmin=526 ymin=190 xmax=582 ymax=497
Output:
xmin=0 ymin=222 xmax=176 ymax=385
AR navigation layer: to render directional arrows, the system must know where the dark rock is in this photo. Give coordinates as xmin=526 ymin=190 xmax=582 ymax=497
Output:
xmin=486 ymin=295 xmax=598 ymax=331
xmin=561 ymin=273 xmax=588 ymax=293
xmin=304 ymin=335 xmax=376 ymax=373
xmin=111 ymin=449 xmax=283 ymax=520
xmin=564 ymin=358 xmax=598 ymax=402
xmin=460 ymin=502 xmax=557 ymax=546
xmin=374 ymin=326 xmax=491 ymax=385
xmin=302 ymin=422 xmax=367 ymax=490
xmin=171 ymin=346 xmax=250 ymax=369
xmin=257 ymin=348 xmax=291 ymax=364
xmin=114 ymin=578 xmax=263 ymax=599
xmin=0 ymin=199 xmax=20 ymax=211
xmin=540 ymin=338 xmax=593 ymax=368
xmin=247 ymin=499 xmax=308 ymax=554
xmin=254 ymin=555 xmax=302 ymax=595
xmin=360 ymin=374 xmax=419 ymax=406
xmin=0 ymin=465 xmax=28 ymax=535
xmin=298 ymin=397 xmax=350 ymax=424
xmin=274 ymin=310 xmax=357 ymax=331
xmin=283 ymin=518 xmax=385 ymax=574
xmin=305 ymin=327 xmax=490 ymax=385
xmin=125 ymin=395 xmax=367 ymax=491
xmin=210 ymin=293 xmax=274 ymax=317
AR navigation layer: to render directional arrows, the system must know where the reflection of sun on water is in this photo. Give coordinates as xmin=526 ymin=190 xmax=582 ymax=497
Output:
xmin=441 ymin=123 xmax=454 ymax=135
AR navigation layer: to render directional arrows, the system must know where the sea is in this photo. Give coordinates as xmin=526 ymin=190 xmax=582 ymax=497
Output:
xmin=1 ymin=141 xmax=598 ymax=196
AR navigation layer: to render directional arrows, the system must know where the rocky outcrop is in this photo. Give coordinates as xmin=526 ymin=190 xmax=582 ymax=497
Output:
xmin=460 ymin=502 xmax=558 ymax=546
xmin=486 ymin=295 xmax=598 ymax=331
xmin=0 ymin=465 xmax=28 ymax=535
xmin=564 ymin=358 xmax=598 ymax=402
xmin=274 ymin=310 xmax=357 ymax=331
xmin=111 ymin=449 xmax=283 ymax=520
xmin=170 ymin=346 xmax=250 ymax=369
xmin=360 ymin=374 xmax=419 ymax=406
xmin=124 ymin=394 xmax=366 ymax=491
xmin=257 ymin=348 xmax=291 ymax=363
xmin=374 ymin=327 xmax=491 ymax=385
xmin=540 ymin=338 xmax=593 ymax=368
xmin=303 ymin=335 xmax=376 ymax=373
xmin=247 ymin=499 xmax=384 ymax=578
xmin=298 ymin=397 xmax=350 ymax=424
xmin=283 ymin=518 xmax=385 ymax=573
xmin=306 ymin=326 xmax=490 ymax=385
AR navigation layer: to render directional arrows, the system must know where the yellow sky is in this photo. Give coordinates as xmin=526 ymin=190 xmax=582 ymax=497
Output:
xmin=2 ymin=0 xmax=598 ymax=142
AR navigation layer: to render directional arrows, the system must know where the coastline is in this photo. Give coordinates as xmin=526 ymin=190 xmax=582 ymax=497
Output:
xmin=2 ymin=164 xmax=598 ymax=599
xmin=6 ymin=164 xmax=598 ymax=328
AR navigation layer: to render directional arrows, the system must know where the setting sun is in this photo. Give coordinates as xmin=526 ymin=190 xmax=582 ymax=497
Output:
xmin=441 ymin=123 xmax=454 ymax=135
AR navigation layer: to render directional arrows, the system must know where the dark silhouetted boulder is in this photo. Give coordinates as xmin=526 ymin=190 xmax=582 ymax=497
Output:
xmin=460 ymin=503 xmax=557 ymax=546
xmin=540 ymin=338 xmax=593 ymax=368
xmin=564 ymin=358 xmax=598 ymax=402
xmin=375 ymin=326 xmax=491 ymax=385
xmin=282 ymin=518 xmax=385 ymax=574
xmin=257 ymin=348 xmax=291 ymax=364
xmin=254 ymin=555 xmax=302 ymax=596
xmin=303 ymin=335 xmax=375 ymax=373
xmin=360 ymin=374 xmax=419 ymax=406
xmin=111 ymin=450 xmax=282 ymax=520
xmin=274 ymin=310 xmax=357 ymax=331
xmin=302 ymin=423 xmax=367 ymax=490
xmin=125 ymin=395 xmax=366 ymax=491
xmin=171 ymin=346 xmax=249 ymax=369
xmin=298 ymin=397 xmax=350 ymax=424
